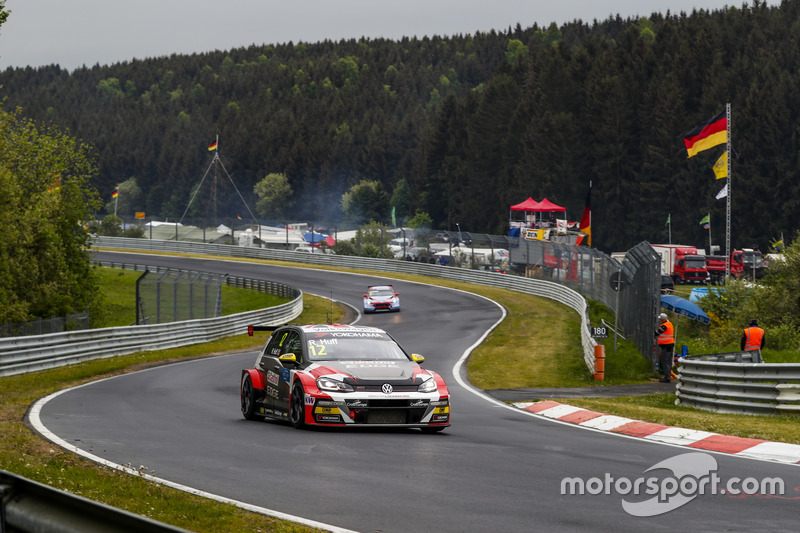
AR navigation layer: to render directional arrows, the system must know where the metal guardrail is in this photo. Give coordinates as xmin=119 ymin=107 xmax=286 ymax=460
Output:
xmin=0 ymin=293 xmax=303 ymax=378
xmin=0 ymin=470 xmax=190 ymax=532
xmin=675 ymin=350 xmax=800 ymax=414
xmin=96 ymin=236 xmax=599 ymax=373
xmin=683 ymin=350 xmax=763 ymax=363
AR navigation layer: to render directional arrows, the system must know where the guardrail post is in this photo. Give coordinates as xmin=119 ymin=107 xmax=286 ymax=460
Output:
xmin=593 ymin=344 xmax=605 ymax=380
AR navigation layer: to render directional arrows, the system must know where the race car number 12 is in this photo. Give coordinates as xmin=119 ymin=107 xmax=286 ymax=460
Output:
xmin=308 ymin=344 xmax=328 ymax=357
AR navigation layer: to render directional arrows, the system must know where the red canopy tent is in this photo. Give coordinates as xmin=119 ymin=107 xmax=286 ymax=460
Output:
xmin=509 ymin=196 xmax=568 ymax=232
xmin=509 ymin=197 xmax=541 ymax=211
xmin=531 ymin=197 xmax=566 ymax=212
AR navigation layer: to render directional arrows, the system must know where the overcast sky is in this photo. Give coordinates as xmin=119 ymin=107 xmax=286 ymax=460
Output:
xmin=0 ymin=1 xmax=779 ymax=71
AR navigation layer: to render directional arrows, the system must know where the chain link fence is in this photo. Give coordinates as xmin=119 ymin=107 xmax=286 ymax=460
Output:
xmin=612 ymin=242 xmax=662 ymax=367
xmin=0 ymin=312 xmax=90 ymax=338
xmin=136 ymin=269 xmax=224 ymax=325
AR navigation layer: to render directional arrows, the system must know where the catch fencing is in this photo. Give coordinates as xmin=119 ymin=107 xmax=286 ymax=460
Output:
xmin=612 ymin=242 xmax=662 ymax=367
xmin=0 ymin=312 xmax=90 ymax=338
xmin=136 ymin=269 xmax=223 ymax=325
xmin=95 ymin=260 xmax=301 ymax=326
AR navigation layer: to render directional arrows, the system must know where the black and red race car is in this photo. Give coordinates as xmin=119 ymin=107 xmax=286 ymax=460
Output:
xmin=240 ymin=324 xmax=450 ymax=432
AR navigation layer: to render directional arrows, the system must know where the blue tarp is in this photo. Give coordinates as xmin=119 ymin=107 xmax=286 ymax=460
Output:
xmin=689 ymin=287 xmax=724 ymax=302
xmin=303 ymin=231 xmax=327 ymax=244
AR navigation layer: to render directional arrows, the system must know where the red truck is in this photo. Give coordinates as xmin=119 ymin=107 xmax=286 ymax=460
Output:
xmin=706 ymin=248 xmax=766 ymax=284
xmin=651 ymin=244 xmax=708 ymax=285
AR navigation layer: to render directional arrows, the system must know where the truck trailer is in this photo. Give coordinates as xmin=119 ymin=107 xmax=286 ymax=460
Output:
xmin=651 ymin=244 xmax=708 ymax=284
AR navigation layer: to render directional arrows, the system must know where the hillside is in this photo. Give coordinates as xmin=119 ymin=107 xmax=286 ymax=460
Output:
xmin=1 ymin=1 xmax=798 ymax=251
xmin=0 ymin=32 xmax=511 ymax=223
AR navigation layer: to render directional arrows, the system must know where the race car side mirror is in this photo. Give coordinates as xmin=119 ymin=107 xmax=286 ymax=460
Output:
xmin=279 ymin=353 xmax=298 ymax=365
xmin=411 ymin=353 xmax=425 ymax=364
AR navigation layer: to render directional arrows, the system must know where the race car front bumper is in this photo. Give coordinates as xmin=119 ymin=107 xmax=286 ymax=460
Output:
xmin=312 ymin=396 xmax=449 ymax=426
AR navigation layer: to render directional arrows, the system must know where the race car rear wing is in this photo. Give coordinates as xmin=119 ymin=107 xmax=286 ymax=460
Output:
xmin=247 ymin=325 xmax=277 ymax=336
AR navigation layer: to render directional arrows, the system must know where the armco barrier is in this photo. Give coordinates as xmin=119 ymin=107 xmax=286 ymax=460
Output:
xmin=676 ymin=351 xmax=800 ymax=415
xmin=95 ymin=236 xmax=599 ymax=373
xmin=0 ymin=470 xmax=189 ymax=532
xmin=0 ymin=294 xmax=302 ymax=377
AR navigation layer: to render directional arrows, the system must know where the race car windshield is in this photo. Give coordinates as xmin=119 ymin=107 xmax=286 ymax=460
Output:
xmin=306 ymin=336 xmax=408 ymax=361
xmin=369 ymin=289 xmax=394 ymax=297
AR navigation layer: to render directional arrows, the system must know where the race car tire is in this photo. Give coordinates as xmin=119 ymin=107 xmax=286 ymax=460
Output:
xmin=241 ymin=374 xmax=260 ymax=421
xmin=289 ymin=382 xmax=306 ymax=429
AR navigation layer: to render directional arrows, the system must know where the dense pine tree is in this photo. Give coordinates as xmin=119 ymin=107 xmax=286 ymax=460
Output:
xmin=1 ymin=1 xmax=799 ymax=251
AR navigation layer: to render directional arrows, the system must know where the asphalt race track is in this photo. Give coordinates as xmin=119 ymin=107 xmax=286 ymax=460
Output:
xmin=32 ymin=251 xmax=800 ymax=532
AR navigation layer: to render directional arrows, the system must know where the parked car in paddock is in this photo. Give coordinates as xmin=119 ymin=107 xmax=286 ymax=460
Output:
xmin=660 ymin=274 xmax=675 ymax=294
xmin=480 ymin=265 xmax=507 ymax=274
xmin=240 ymin=324 xmax=450 ymax=432
xmin=363 ymin=284 xmax=400 ymax=313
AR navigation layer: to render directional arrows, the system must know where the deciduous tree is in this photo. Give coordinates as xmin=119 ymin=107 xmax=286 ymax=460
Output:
xmin=254 ymin=173 xmax=294 ymax=219
xmin=0 ymin=108 xmax=102 ymax=324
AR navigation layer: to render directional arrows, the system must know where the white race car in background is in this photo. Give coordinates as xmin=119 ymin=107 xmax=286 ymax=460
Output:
xmin=363 ymin=285 xmax=400 ymax=313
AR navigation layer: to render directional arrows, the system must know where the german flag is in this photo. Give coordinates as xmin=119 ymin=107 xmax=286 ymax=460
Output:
xmin=208 ymin=140 xmax=218 ymax=151
xmin=579 ymin=189 xmax=591 ymax=246
xmin=683 ymin=110 xmax=727 ymax=158
xmin=111 ymin=187 xmax=119 ymax=198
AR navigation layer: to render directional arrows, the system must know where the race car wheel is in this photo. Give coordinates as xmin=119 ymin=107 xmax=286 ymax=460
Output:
xmin=241 ymin=374 xmax=259 ymax=421
xmin=289 ymin=382 xmax=306 ymax=429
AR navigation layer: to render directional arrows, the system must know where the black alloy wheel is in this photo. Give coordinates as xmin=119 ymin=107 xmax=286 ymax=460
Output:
xmin=290 ymin=382 xmax=306 ymax=429
xmin=241 ymin=374 xmax=259 ymax=421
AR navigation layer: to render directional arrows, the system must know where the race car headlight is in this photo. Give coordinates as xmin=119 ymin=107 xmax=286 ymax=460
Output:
xmin=316 ymin=377 xmax=354 ymax=393
xmin=418 ymin=378 xmax=438 ymax=393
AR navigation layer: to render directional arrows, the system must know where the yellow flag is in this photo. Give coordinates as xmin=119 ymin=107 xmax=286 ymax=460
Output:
xmin=712 ymin=150 xmax=728 ymax=179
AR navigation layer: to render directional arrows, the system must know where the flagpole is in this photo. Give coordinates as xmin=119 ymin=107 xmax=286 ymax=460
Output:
xmin=114 ymin=186 xmax=119 ymax=216
xmin=725 ymin=103 xmax=732 ymax=278
xmin=587 ymin=180 xmax=592 ymax=247
xmin=707 ymin=214 xmax=712 ymax=254
xmin=668 ymin=213 xmax=672 ymax=244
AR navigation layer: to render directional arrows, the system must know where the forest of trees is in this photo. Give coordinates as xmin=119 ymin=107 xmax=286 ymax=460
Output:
xmin=1 ymin=0 xmax=798 ymax=252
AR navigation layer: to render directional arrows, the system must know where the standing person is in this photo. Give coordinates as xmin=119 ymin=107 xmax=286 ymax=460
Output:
xmin=741 ymin=319 xmax=766 ymax=352
xmin=655 ymin=313 xmax=675 ymax=383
